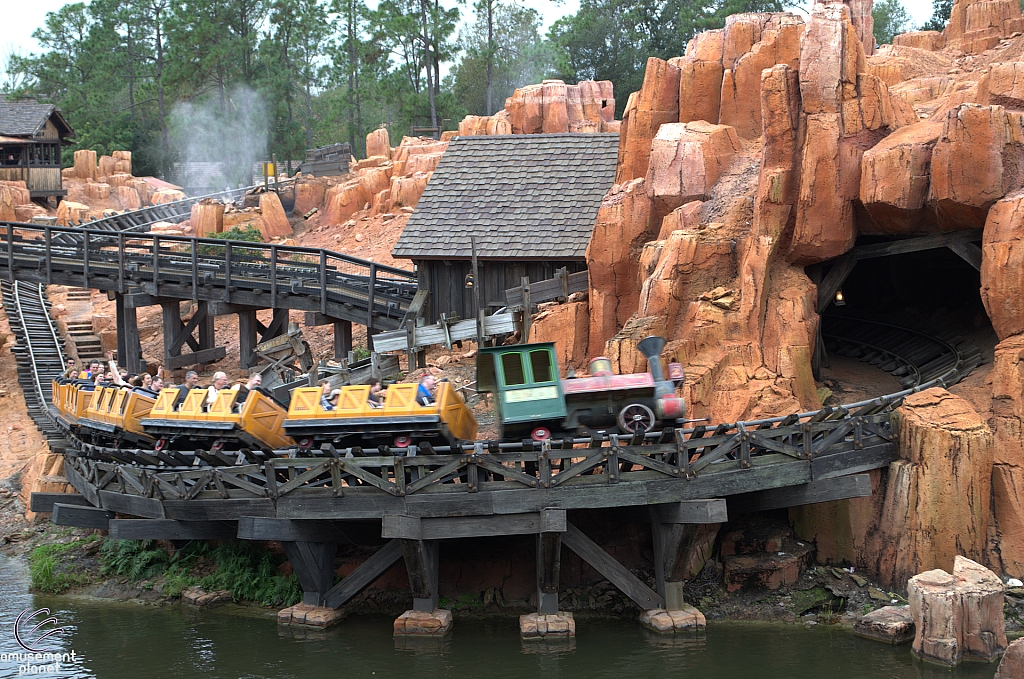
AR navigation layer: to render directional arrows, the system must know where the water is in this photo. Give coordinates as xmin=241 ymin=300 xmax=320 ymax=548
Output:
xmin=0 ymin=556 xmax=1000 ymax=679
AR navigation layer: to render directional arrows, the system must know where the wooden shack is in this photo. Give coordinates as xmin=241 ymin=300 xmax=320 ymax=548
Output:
xmin=392 ymin=133 xmax=619 ymax=322
xmin=0 ymin=96 xmax=74 ymax=199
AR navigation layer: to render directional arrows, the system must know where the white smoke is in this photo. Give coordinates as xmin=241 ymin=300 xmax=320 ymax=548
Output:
xmin=169 ymin=86 xmax=269 ymax=191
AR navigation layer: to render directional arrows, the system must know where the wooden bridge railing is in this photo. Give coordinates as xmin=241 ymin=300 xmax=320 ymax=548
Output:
xmin=63 ymin=411 xmax=895 ymax=505
xmin=0 ymin=222 xmax=418 ymax=331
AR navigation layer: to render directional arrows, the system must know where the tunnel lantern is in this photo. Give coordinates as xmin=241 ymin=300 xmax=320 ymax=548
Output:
xmin=834 ymin=289 xmax=846 ymax=306
xmin=464 ymin=272 xmax=474 ymax=289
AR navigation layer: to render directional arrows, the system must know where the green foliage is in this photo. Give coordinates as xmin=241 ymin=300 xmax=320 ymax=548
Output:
xmin=198 ymin=541 xmax=301 ymax=606
xmin=873 ymin=0 xmax=912 ymax=46
xmin=921 ymin=0 xmax=953 ymax=31
xmin=197 ymin=225 xmax=265 ymax=258
xmin=29 ymin=535 xmax=100 ymax=594
xmin=100 ymin=539 xmax=171 ymax=580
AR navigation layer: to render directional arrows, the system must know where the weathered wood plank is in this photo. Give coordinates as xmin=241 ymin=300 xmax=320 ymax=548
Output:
xmin=381 ymin=510 xmax=566 ymax=540
xmin=98 ymin=490 xmax=166 ymax=519
xmin=237 ymin=517 xmax=350 ymax=542
xmin=30 ymin=492 xmax=92 ymax=513
xmin=727 ymin=474 xmax=872 ymax=515
xmin=162 ymin=498 xmax=277 ymax=521
xmin=812 ymin=443 xmax=897 ymax=480
xmin=108 ymin=519 xmax=237 ymax=540
xmin=651 ymin=499 xmax=728 ymax=524
xmin=51 ymin=503 xmax=115 ymax=530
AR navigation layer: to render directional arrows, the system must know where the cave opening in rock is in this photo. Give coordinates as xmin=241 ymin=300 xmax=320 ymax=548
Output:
xmin=813 ymin=241 xmax=996 ymax=404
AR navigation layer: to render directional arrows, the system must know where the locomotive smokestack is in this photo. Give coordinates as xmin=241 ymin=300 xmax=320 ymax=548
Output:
xmin=636 ymin=336 xmax=666 ymax=381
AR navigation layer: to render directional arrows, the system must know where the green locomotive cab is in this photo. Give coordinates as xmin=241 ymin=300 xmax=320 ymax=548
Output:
xmin=477 ymin=343 xmax=566 ymax=440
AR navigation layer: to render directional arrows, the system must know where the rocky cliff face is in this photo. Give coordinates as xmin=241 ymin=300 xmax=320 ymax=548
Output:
xmin=528 ymin=0 xmax=1024 ymax=583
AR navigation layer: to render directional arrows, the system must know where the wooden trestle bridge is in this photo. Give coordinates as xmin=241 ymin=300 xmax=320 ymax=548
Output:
xmin=0 ymin=198 xmax=981 ymax=623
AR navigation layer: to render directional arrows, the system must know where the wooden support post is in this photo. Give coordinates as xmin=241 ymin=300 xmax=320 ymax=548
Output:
xmin=122 ymin=301 xmax=142 ymax=374
xmin=650 ymin=520 xmax=701 ymax=610
xmin=401 ymin=539 xmax=439 ymax=612
xmin=334 ymin=319 xmax=353 ymax=361
xmin=115 ymin=293 xmax=127 ymax=364
xmin=198 ymin=301 xmax=215 ymax=351
xmin=161 ymin=301 xmax=182 ymax=361
xmin=537 ymin=531 xmax=562 ymax=615
xmin=524 ymin=274 xmax=532 ymax=342
xmin=281 ymin=541 xmax=338 ymax=607
xmin=268 ymin=308 xmax=290 ymax=340
xmin=239 ymin=308 xmax=258 ymax=369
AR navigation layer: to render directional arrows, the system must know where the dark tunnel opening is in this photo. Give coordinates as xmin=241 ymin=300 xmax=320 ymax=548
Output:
xmin=814 ymin=241 xmax=996 ymax=402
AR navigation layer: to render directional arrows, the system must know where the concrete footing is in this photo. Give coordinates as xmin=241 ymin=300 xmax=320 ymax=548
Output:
xmin=277 ymin=603 xmax=345 ymax=628
xmin=393 ymin=609 xmax=453 ymax=636
xmin=182 ymin=587 xmax=232 ymax=607
xmin=639 ymin=606 xmax=707 ymax=633
xmin=520 ymin=612 xmax=576 ymax=638
xmin=854 ymin=606 xmax=915 ymax=644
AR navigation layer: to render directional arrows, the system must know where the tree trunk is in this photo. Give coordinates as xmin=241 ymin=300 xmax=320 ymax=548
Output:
xmin=420 ymin=0 xmax=437 ymax=138
xmin=486 ymin=0 xmax=493 ymax=115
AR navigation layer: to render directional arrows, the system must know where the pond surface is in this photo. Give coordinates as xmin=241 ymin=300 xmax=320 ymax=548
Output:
xmin=0 ymin=555 xmax=1001 ymax=679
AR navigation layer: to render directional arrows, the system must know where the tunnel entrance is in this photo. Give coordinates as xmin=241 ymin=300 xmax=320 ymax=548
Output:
xmin=812 ymin=233 xmax=995 ymax=404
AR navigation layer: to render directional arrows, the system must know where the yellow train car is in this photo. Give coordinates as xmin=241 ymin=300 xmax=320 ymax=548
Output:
xmin=283 ymin=382 xmax=477 ymax=450
xmin=141 ymin=387 xmax=292 ymax=453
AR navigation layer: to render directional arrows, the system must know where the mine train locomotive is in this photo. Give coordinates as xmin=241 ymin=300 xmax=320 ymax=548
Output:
xmin=49 ymin=336 xmax=686 ymax=457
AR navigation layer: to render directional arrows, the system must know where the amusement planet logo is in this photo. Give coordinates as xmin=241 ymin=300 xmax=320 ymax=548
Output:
xmin=1 ymin=607 xmax=78 ymax=675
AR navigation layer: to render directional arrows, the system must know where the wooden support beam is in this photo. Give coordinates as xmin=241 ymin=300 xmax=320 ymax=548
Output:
xmin=197 ymin=302 xmax=215 ymax=351
xmin=816 ymin=255 xmax=857 ymax=313
xmin=650 ymin=500 xmax=728 ymax=524
xmin=164 ymin=346 xmax=226 ymax=370
xmin=948 ymin=241 xmax=982 ymax=271
xmin=334 ymin=320 xmax=353 ymax=360
xmin=122 ymin=292 xmax=161 ymax=309
xmin=536 ymin=532 xmax=562 ymax=615
xmin=108 ymin=519 xmax=237 ymax=540
xmin=727 ymin=473 xmax=872 ymax=515
xmin=401 ymin=539 xmax=439 ymax=612
xmin=282 ymin=540 xmax=338 ymax=606
xmin=322 ymin=539 xmax=403 ymax=610
xmin=848 ymin=229 xmax=983 ymax=261
xmin=382 ymin=510 xmax=566 ymax=540
xmin=30 ymin=492 xmax=91 ymax=513
xmin=650 ymin=520 xmax=706 ymax=610
xmin=238 ymin=517 xmax=348 ymax=542
xmin=51 ymin=503 xmax=115 ymax=530
xmin=121 ymin=300 xmax=142 ymax=374
xmin=562 ymin=522 xmax=664 ymax=610
xmin=239 ymin=308 xmax=258 ymax=369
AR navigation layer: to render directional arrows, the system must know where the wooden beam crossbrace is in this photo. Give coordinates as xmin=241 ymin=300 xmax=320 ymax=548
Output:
xmin=322 ymin=539 xmax=404 ymax=610
xmin=282 ymin=540 xmax=338 ymax=606
xmin=51 ymin=503 xmax=115 ymax=530
xmin=561 ymin=522 xmax=664 ymax=610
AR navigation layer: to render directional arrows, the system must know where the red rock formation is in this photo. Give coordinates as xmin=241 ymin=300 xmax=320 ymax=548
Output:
xmin=985 ymin=62 xmax=1024 ymax=110
xmin=294 ymin=178 xmax=326 ymax=215
xmin=259 ymin=193 xmax=293 ymax=238
xmin=530 ymin=301 xmax=590 ymax=373
xmin=190 ymin=200 xmax=225 ymax=238
xmin=56 ymin=201 xmax=90 ymax=226
xmin=645 ymin=121 xmax=741 ymax=215
xmin=617 ymin=58 xmax=681 ymax=183
xmin=366 ymin=127 xmax=392 ymax=160
xmin=982 ymin=191 xmax=1024 ymax=338
xmin=893 ymin=30 xmax=946 ymax=50
xmin=73 ymin=149 xmax=97 ymax=180
xmin=864 ymin=389 xmax=993 ymax=588
xmin=929 ymin=104 xmax=1024 ymax=230
xmin=586 ymin=179 xmax=655 ymax=357
xmin=321 ymin=181 xmax=368 ymax=226
xmin=860 ymin=121 xmax=942 ymax=234
xmin=0 ymin=185 xmax=15 ymax=221
xmin=945 ymin=0 xmax=1024 ymax=53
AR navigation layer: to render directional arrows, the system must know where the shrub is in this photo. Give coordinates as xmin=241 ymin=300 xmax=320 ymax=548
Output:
xmin=29 ymin=536 xmax=100 ymax=593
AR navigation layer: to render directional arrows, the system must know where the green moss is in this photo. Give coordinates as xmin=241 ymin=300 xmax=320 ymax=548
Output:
xmin=29 ymin=535 xmax=100 ymax=593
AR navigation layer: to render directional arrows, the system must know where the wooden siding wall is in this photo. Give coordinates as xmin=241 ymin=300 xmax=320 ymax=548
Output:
xmin=415 ymin=259 xmax=587 ymax=323
xmin=40 ymin=120 xmax=61 ymax=140
xmin=0 ymin=167 xmax=28 ymax=183
xmin=28 ymin=167 xmax=63 ymax=193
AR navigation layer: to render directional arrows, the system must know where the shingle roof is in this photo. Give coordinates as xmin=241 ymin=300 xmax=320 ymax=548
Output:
xmin=0 ymin=96 xmax=73 ymax=138
xmin=393 ymin=133 xmax=619 ymax=260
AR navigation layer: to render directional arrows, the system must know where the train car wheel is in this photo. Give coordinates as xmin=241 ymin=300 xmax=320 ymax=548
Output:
xmin=155 ymin=438 xmax=167 ymax=451
xmin=394 ymin=435 xmax=411 ymax=449
xmin=618 ymin=404 xmax=655 ymax=434
xmin=530 ymin=427 xmax=551 ymax=442
xmin=298 ymin=438 xmax=312 ymax=453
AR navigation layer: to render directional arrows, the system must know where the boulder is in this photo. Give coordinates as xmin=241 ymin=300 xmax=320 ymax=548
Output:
xmin=929 ymin=104 xmax=1024 ymax=230
xmin=860 ymin=121 xmax=942 ymax=234
xmin=645 ymin=121 xmax=741 ymax=215
xmin=112 ymin=150 xmax=132 ymax=175
xmin=0 ymin=184 xmax=15 ymax=221
xmin=520 ymin=612 xmax=576 ymax=638
xmin=996 ymin=637 xmax=1024 ymax=679
xmin=390 ymin=172 xmax=430 ymax=209
xmin=530 ymin=300 xmax=590 ymax=372
xmin=98 ymin=155 xmax=118 ymax=177
xmin=258 ymin=192 xmax=293 ymax=238
xmin=151 ymin=189 xmax=187 ymax=205
xmin=321 ymin=181 xmax=368 ymax=225
xmin=366 ymin=127 xmax=392 ymax=160
xmin=586 ymin=178 xmax=656 ymax=356
xmin=73 ymin=149 xmax=97 ymax=180
xmin=723 ymin=542 xmax=814 ymax=592
xmin=85 ymin=182 xmax=111 ymax=201
xmin=116 ymin=186 xmax=141 ymax=211
xmin=190 ymin=200 xmax=225 ymax=238
xmin=854 ymin=606 xmax=916 ymax=644
xmin=181 ymin=586 xmax=231 ymax=607
xmin=14 ymin=203 xmax=48 ymax=223
xmin=0 ymin=180 xmax=31 ymax=206
xmin=986 ymin=62 xmax=1024 ymax=111
xmin=56 ymin=201 xmax=90 ymax=226
xmin=893 ymin=30 xmax=945 ymax=50
xmin=863 ymin=389 xmax=994 ymax=588
xmin=294 ymin=179 xmax=326 ymax=215
xmin=908 ymin=556 xmax=1007 ymax=666
xmin=981 ymin=191 xmax=1024 ymax=338
xmin=617 ymin=58 xmax=681 ymax=183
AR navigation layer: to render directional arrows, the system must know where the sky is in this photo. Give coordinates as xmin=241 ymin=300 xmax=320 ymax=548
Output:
xmin=3 ymin=0 xmax=936 ymax=69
